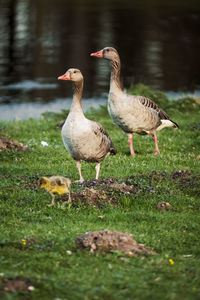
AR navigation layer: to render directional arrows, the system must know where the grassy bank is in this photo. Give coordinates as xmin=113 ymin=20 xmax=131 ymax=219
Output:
xmin=0 ymin=85 xmax=200 ymax=299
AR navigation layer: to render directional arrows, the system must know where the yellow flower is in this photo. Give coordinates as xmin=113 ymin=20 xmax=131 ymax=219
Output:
xmin=169 ymin=259 xmax=174 ymax=265
xmin=21 ymin=239 xmax=26 ymax=245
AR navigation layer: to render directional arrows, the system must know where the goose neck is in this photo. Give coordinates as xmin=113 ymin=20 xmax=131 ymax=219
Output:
xmin=70 ymin=80 xmax=84 ymax=114
xmin=110 ymin=58 xmax=122 ymax=92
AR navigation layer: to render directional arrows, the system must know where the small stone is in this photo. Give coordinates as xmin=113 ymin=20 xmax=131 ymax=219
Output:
xmin=157 ymin=201 xmax=176 ymax=211
xmin=98 ymin=215 xmax=104 ymax=219
xmin=155 ymin=277 xmax=161 ymax=281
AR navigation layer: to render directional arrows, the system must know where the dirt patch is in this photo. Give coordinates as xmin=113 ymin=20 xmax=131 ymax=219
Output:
xmin=0 ymin=136 xmax=28 ymax=151
xmin=2 ymin=278 xmax=34 ymax=292
xmin=2 ymin=170 xmax=199 ymax=206
xmin=83 ymin=178 xmax=139 ymax=194
xmin=127 ymin=170 xmax=198 ymax=184
xmin=106 ymin=182 xmax=136 ymax=194
xmin=65 ymin=178 xmax=138 ymax=207
xmin=83 ymin=177 xmax=119 ymax=187
xmin=126 ymin=170 xmax=200 ymax=196
xmin=61 ymin=187 xmax=117 ymax=207
xmin=170 ymin=170 xmax=200 ymax=194
xmin=76 ymin=229 xmax=155 ymax=256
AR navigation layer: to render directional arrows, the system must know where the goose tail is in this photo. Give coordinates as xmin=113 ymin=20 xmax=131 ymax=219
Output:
xmin=110 ymin=143 xmax=117 ymax=155
xmin=171 ymin=120 xmax=179 ymax=128
xmin=157 ymin=119 xmax=179 ymax=131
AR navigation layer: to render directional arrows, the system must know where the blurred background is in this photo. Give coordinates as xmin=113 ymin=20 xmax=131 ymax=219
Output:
xmin=0 ymin=0 xmax=200 ymax=119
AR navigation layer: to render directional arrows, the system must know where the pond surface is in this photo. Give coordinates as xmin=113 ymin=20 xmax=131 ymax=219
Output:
xmin=0 ymin=0 xmax=200 ymax=119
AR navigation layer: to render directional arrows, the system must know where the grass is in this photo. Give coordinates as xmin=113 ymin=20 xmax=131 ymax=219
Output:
xmin=0 ymin=85 xmax=200 ymax=299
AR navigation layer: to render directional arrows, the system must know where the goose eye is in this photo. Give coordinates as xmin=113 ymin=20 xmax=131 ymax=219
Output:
xmin=74 ymin=70 xmax=77 ymax=74
xmin=106 ymin=49 xmax=109 ymax=52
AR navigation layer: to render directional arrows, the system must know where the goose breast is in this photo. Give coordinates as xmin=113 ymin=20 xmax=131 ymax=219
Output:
xmin=62 ymin=115 xmax=111 ymax=162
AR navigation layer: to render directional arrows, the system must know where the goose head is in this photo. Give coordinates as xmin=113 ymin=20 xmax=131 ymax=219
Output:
xmin=58 ymin=68 xmax=83 ymax=82
xmin=38 ymin=176 xmax=49 ymax=188
xmin=90 ymin=47 xmax=119 ymax=61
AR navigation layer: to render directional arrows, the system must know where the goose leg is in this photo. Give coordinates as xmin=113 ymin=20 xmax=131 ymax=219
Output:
xmin=76 ymin=160 xmax=84 ymax=183
xmin=152 ymin=133 xmax=160 ymax=155
xmin=95 ymin=163 xmax=101 ymax=180
xmin=62 ymin=191 xmax=72 ymax=205
xmin=48 ymin=193 xmax=55 ymax=206
xmin=68 ymin=192 xmax=72 ymax=203
xmin=127 ymin=134 xmax=136 ymax=156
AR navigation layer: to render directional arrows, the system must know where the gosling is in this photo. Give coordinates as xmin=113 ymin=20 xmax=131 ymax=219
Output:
xmin=39 ymin=176 xmax=71 ymax=206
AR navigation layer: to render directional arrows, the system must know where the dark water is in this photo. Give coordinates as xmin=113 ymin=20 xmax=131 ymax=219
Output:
xmin=0 ymin=0 xmax=200 ymax=119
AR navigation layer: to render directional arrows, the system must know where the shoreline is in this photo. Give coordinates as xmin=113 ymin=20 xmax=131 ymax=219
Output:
xmin=0 ymin=90 xmax=199 ymax=121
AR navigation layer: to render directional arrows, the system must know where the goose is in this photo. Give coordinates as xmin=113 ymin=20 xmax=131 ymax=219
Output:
xmin=90 ymin=47 xmax=178 ymax=156
xmin=58 ymin=68 xmax=116 ymax=182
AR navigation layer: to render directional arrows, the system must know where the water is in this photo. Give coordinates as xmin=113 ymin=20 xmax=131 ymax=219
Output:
xmin=0 ymin=0 xmax=200 ymax=120
xmin=0 ymin=96 xmax=107 ymax=121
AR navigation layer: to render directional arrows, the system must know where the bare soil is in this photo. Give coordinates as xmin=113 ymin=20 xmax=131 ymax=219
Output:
xmin=68 ymin=187 xmax=117 ymax=207
xmin=0 ymin=136 xmax=28 ymax=151
xmin=76 ymin=229 xmax=155 ymax=256
xmin=1 ymin=171 xmax=199 ymax=207
xmin=2 ymin=278 xmax=33 ymax=292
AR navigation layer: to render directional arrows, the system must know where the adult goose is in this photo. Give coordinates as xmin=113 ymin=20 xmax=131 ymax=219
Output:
xmin=91 ymin=47 xmax=178 ymax=156
xmin=58 ymin=68 xmax=116 ymax=182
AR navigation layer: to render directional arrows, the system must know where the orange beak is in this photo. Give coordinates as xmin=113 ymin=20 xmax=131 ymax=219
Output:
xmin=58 ymin=72 xmax=70 ymax=80
xmin=90 ymin=50 xmax=103 ymax=58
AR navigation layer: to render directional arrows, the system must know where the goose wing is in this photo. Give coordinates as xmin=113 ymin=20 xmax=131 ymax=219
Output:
xmin=138 ymin=96 xmax=179 ymax=128
xmin=91 ymin=121 xmax=117 ymax=155
xmin=138 ymin=96 xmax=170 ymax=120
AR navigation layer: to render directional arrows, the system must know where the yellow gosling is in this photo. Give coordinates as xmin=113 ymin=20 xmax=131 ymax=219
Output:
xmin=38 ymin=176 xmax=71 ymax=206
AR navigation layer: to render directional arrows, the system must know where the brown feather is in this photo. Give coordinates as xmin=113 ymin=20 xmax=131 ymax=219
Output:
xmin=139 ymin=96 xmax=179 ymax=127
xmin=93 ymin=122 xmax=117 ymax=155
xmin=139 ymin=97 xmax=170 ymax=120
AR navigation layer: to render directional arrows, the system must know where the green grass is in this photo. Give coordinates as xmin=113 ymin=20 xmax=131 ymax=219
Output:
xmin=0 ymin=86 xmax=200 ymax=299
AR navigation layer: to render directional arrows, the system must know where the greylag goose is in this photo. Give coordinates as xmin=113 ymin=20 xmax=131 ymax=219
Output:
xmin=90 ymin=47 xmax=178 ymax=156
xmin=58 ymin=68 xmax=116 ymax=182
